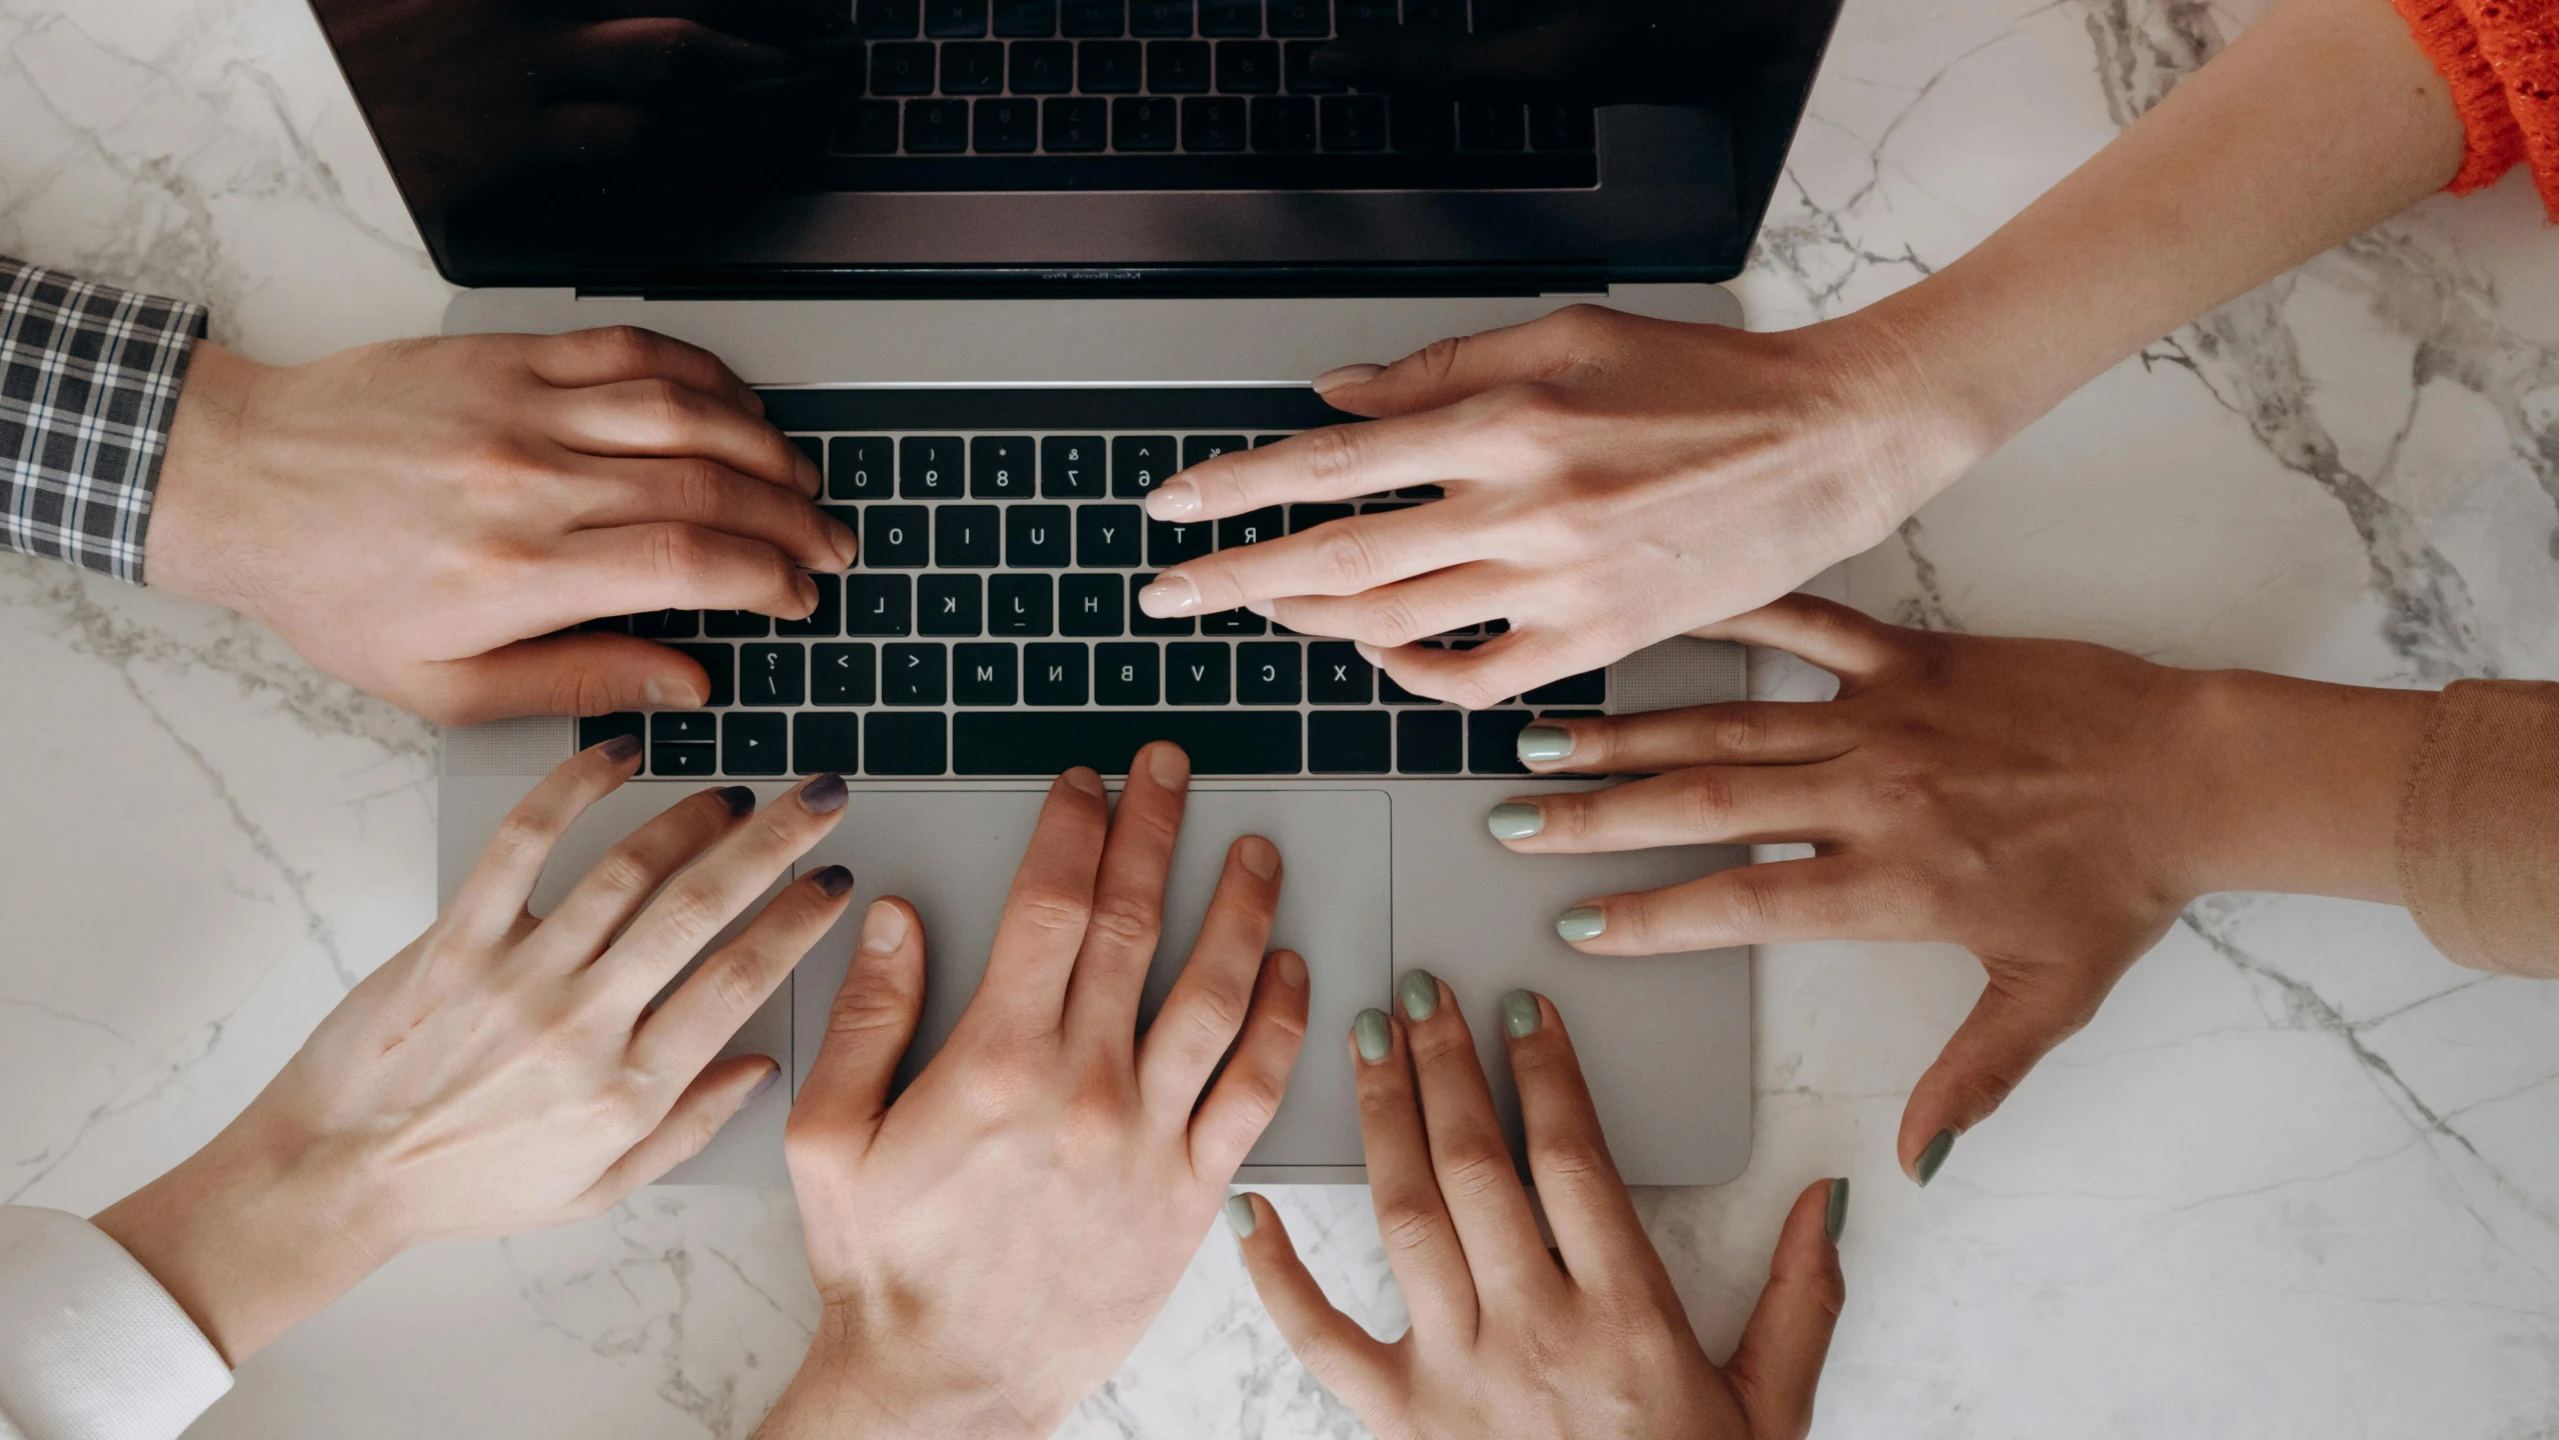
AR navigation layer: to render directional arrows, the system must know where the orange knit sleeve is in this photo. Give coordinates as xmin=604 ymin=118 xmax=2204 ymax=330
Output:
xmin=2391 ymin=0 xmax=2559 ymax=217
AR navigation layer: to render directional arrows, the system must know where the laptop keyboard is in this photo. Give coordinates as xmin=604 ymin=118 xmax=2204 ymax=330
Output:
xmin=573 ymin=387 xmax=1606 ymax=780
xmin=818 ymin=0 xmax=1600 ymax=190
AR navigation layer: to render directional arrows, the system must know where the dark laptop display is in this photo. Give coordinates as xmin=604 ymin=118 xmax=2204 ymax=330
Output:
xmin=307 ymin=0 xmax=1842 ymax=291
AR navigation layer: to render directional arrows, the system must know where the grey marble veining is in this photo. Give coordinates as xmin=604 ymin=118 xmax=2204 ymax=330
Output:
xmin=5 ymin=0 xmax=2558 ymax=1434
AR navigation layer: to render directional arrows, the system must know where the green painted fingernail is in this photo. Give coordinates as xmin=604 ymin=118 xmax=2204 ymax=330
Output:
xmin=1353 ymin=1008 xmax=1392 ymax=1063
xmin=1486 ymin=802 xmax=1544 ymax=840
xmin=1825 ymin=1178 xmax=1850 ymax=1243
xmin=1556 ymin=906 xmax=1605 ymax=943
xmin=1397 ymin=968 xmax=1440 ymax=1021
xmin=1916 ymin=1129 xmax=1956 ymax=1186
xmin=1500 ymin=989 xmax=1541 ymax=1038
xmin=1224 ymin=1193 xmax=1257 ymax=1238
xmin=1516 ymin=725 xmax=1574 ymax=762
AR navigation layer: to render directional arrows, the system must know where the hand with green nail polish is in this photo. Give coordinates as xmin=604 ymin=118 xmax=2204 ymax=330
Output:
xmin=1230 ymin=979 xmax=1846 ymax=1440
xmin=757 ymin=747 xmax=1311 ymax=1440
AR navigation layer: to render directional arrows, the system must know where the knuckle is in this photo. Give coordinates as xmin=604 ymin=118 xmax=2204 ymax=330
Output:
xmin=586 ymin=324 xmax=661 ymax=365
xmin=1675 ymin=768 xmax=1740 ymax=835
xmin=1707 ymin=704 xmax=1770 ymax=758
xmin=826 ymin=974 xmax=915 ymax=1041
xmin=653 ymin=880 xmax=726 ymax=949
xmin=1082 ymin=893 xmax=1161 ymax=953
xmin=1297 ymin=425 xmax=1366 ymax=489
xmin=703 ymin=950 xmax=770 ymax=1014
xmin=1406 ymin=334 xmax=1469 ymax=383
xmin=648 ymin=524 xmax=712 ymax=587
xmin=1375 ymin=1198 xmax=1447 ymax=1258
xmin=585 ymin=845 xmax=661 ymax=899
xmin=1217 ymin=1068 xmax=1288 ymax=1131
xmin=1011 ymin=887 xmax=1092 ymax=942
xmin=1313 ymin=526 xmax=1384 ymax=589
xmin=1435 ymin=1140 xmax=1515 ymax=1201
xmin=1527 ymin=1132 xmax=1612 ymax=1186
xmin=1359 ymin=593 xmax=1430 ymax=647
xmin=487 ymin=809 xmax=561 ymax=865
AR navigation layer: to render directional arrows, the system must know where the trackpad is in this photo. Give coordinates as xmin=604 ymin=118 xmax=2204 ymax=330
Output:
xmin=794 ymin=786 xmax=1390 ymax=1169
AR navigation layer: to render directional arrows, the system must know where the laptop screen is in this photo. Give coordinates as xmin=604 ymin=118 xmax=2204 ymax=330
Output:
xmin=308 ymin=0 xmax=1840 ymax=292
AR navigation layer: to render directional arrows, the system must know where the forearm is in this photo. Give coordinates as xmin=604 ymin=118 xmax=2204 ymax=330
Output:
xmin=1856 ymin=0 xmax=2464 ymax=463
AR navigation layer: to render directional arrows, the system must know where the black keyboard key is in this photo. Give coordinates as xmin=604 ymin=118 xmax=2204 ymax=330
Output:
xmin=1130 ymin=0 xmax=1193 ymax=34
xmin=1404 ymin=0 xmax=1461 ymax=27
xmin=1523 ymin=669 xmax=1606 ymax=705
xmin=814 ymin=643 xmax=878 ymax=703
xmin=653 ymin=743 xmax=718 ymax=776
xmin=705 ymin=610 xmax=770 ymax=638
xmin=972 ymin=436 xmax=1036 ymax=497
xmin=935 ymin=505 xmax=1001 ymax=567
xmin=1095 ymin=641 xmax=1160 ymax=703
xmin=1530 ymin=103 xmax=1596 ymax=151
xmin=928 ymin=0 xmax=989 ymax=33
xmin=794 ymin=712 xmax=861 ymax=774
xmin=865 ymin=506 xmax=930 ymax=567
xmin=1024 ymin=641 xmax=1090 ymax=703
xmin=1165 ymin=641 xmax=1230 ymax=704
xmin=580 ymin=712 xmax=645 ymax=753
xmin=741 ymin=642 xmax=806 ymax=706
xmin=1289 ymin=502 xmax=1353 ymax=533
xmin=1267 ymin=0 xmax=1327 ymax=35
xmin=1148 ymin=39 xmax=1211 ymax=89
xmin=1042 ymin=435 xmax=1108 ymax=495
xmin=920 ymin=573 xmax=984 ymax=635
xmin=1307 ymin=640 xmax=1372 ymax=702
xmin=845 ymin=575 xmax=914 ymax=635
xmin=1076 ymin=504 xmax=1143 ymax=566
xmin=630 ymin=608 xmax=700 ymax=639
xmin=1199 ymin=0 xmax=1260 ymax=33
xmin=866 ymin=712 xmax=948 ymax=775
xmin=859 ymin=0 xmax=921 ymax=36
xmin=1320 ymin=93 xmax=1385 ymax=149
xmin=976 ymin=95 xmax=1040 ymax=149
xmin=873 ymin=41 xmax=937 ymax=92
xmin=1129 ymin=573 xmax=1196 ymax=635
xmin=900 ymin=437 xmax=964 ymax=498
xmin=996 ymin=0 xmax=1059 ymax=33
xmin=944 ymin=39 xmax=1005 ymax=90
xmin=654 ymin=711 xmax=716 ymax=744
xmin=991 ymin=574 xmax=1055 ymax=635
xmin=951 ymin=642 xmax=1018 ymax=704
xmin=577 ymin=614 xmax=632 ymax=634
xmin=1468 ymin=708 xmax=1535 ymax=774
xmin=1114 ymin=94 xmax=1177 ymax=148
xmin=1218 ymin=506 xmax=1284 ymax=548
xmin=789 ymin=434 xmax=823 ymax=473
xmin=830 ymin=437 xmax=895 ymax=499
xmin=955 ymin=710 xmax=1300 ymax=775
xmin=1236 ymin=640 xmax=1300 ymax=702
xmin=1391 ymin=97 xmax=1454 ymax=152
xmin=1113 ymin=435 xmax=1178 ymax=496
xmin=907 ymin=97 xmax=971 ymax=150
xmin=1215 ymin=40 xmax=1279 ymax=92
xmin=884 ymin=642 xmax=948 ymax=704
xmin=1396 ymin=708 xmax=1462 ymax=773
xmin=1378 ymin=668 xmax=1426 ymax=703
xmin=1147 ymin=517 xmax=1214 ymax=566
xmin=1183 ymin=94 xmax=1247 ymax=149
xmin=724 ymin=712 xmax=789 ymax=775
xmin=1181 ymin=434 xmax=1249 ymax=469
xmin=778 ymin=573 xmax=842 ymax=636
xmin=1201 ymin=607 xmax=1267 ymax=635
xmin=1283 ymin=39 xmax=1343 ymax=92
xmin=1060 ymin=572 xmax=1124 ymax=634
xmin=840 ymin=99 xmax=902 ymax=152
xmin=1062 ymin=0 xmax=1124 ymax=33
xmin=669 ymin=643 xmax=735 ymax=707
xmin=1013 ymin=39 xmax=1076 ymax=90
xmin=1459 ymin=100 xmax=1525 ymax=151
xmin=1308 ymin=709 xmax=1389 ymax=773
xmin=1044 ymin=95 xmax=1110 ymax=148
xmin=1337 ymin=0 xmax=1395 ymax=26
xmin=1080 ymin=39 xmax=1143 ymax=90
xmin=1395 ymin=484 xmax=1445 ymax=498
xmin=1006 ymin=505 xmax=1072 ymax=566
xmin=1361 ymin=501 xmax=1416 ymax=515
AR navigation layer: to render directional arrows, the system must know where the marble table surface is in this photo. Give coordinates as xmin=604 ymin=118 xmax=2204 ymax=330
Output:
xmin=7 ymin=0 xmax=2559 ymax=1434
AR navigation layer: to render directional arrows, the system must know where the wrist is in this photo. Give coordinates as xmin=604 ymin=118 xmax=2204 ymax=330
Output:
xmin=758 ymin=1327 xmax=1052 ymax=1440
xmin=1802 ymin=301 xmax=2007 ymax=521
xmin=146 ymin=340 xmax=273 ymax=615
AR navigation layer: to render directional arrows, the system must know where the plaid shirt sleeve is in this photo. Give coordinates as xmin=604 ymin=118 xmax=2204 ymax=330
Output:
xmin=0 ymin=256 xmax=208 ymax=585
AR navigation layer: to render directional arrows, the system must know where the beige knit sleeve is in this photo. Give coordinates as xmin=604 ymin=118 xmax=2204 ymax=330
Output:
xmin=2396 ymin=679 xmax=2559 ymax=977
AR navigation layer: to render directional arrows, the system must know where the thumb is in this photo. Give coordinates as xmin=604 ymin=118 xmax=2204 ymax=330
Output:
xmin=1315 ymin=304 xmax=1624 ymax=418
xmin=789 ymin=898 xmax=927 ymax=1147
xmin=406 ymin=633 xmax=711 ymax=726
xmin=1899 ymin=966 xmax=2106 ymax=1186
xmin=1723 ymin=1178 xmax=1846 ymax=1440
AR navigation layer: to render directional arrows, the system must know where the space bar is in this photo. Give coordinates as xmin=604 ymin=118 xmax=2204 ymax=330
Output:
xmin=953 ymin=711 xmax=1304 ymax=776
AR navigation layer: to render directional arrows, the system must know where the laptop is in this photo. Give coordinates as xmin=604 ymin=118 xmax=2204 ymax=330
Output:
xmin=314 ymin=0 xmax=1842 ymax=1184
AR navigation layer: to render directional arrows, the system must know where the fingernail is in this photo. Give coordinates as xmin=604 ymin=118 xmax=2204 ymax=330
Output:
xmin=1825 ymin=1178 xmax=1851 ymax=1243
xmin=717 ymin=785 xmax=757 ymax=817
xmin=1352 ymin=1007 xmax=1392 ymax=1063
xmin=1352 ymin=641 xmax=1383 ymax=666
xmin=1140 ymin=573 xmax=1202 ymax=616
xmin=829 ymin=520 xmax=861 ymax=570
xmin=795 ymin=451 xmax=823 ymax=495
xmin=596 ymin=732 xmax=642 ymax=762
xmin=1274 ymin=949 xmax=1307 ymax=988
xmin=1500 ymin=988 xmax=1541 ymax=1038
xmin=1062 ymin=767 xmax=1106 ymax=796
xmin=1238 ymin=834 xmax=1279 ymax=880
xmin=1148 ymin=477 xmax=1202 ymax=519
xmin=859 ymin=899 xmax=908 ymax=953
xmin=800 ymin=772 xmax=848 ymax=815
xmin=1556 ymin=906 xmax=1605 ymax=943
xmin=1396 ymin=968 xmax=1439 ymax=1022
xmin=1147 ymin=741 xmax=1189 ymax=787
xmin=1245 ymin=599 xmax=1276 ymax=619
xmin=1517 ymin=725 xmax=1575 ymax=763
xmin=643 ymin=676 xmax=705 ymax=710
xmin=1312 ymin=362 xmax=1386 ymax=394
xmin=741 ymin=1064 xmax=781 ymax=1111
xmin=811 ymin=864 xmax=854 ymax=898
xmin=1916 ymin=1129 xmax=1956 ymax=1187
xmin=1224 ymin=1192 xmax=1258 ymax=1238
xmin=797 ymin=575 xmax=821 ymax=613
xmin=1486 ymin=802 xmax=1544 ymax=841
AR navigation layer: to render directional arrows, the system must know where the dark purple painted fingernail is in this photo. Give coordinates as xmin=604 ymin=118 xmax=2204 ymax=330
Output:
xmin=596 ymin=732 xmax=642 ymax=762
xmin=811 ymin=864 xmax=854 ymax=897
xmin=717 ymin=785 xmax=757 ymax=817
xmin=801 ymin=773 xmax=848 ymax=815
xmin=741 ymin=1064 xmax=781 ymax=1109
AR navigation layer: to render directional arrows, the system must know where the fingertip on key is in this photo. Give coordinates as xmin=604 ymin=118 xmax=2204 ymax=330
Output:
xmin=1139 ymin=573 xmax=1201 ymax=617
xmin=1147 ymin=476 xmax=1202 ymax=520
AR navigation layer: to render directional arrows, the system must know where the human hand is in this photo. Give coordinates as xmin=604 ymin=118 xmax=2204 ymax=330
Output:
xmin=1488 ymin=594 xmax=2434 ymax=1183
xmin=1234 ymin=974 xmax=1844 ymax=1440
xmin=147 ymin=327 xmax=854 ymax=725
xmin=757 ymin=743 xmax=1310 ymax=1440
xmin=1131 ymin=304 xmax=1986 ymax=708
xmin=92 ymin=740 xmax=857 ymax=1364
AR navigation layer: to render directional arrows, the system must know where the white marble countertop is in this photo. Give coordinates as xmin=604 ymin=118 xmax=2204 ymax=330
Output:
xmin=6 ymin=0 xmax=2559 ymax=1434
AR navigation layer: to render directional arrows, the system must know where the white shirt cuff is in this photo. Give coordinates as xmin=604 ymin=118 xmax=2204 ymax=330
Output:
xmin=0 ymin=1208 xmax=230 ymax=1440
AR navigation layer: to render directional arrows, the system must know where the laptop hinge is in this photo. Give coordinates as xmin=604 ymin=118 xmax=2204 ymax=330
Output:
xmin=569 ymin=264 xmax=1640 ymax=304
